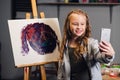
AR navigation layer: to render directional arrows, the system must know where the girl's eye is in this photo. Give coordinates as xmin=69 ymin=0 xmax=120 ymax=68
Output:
xmin=72 ymin=23 xmax=78 ymax=26
xmin=81 ymin=23 xmax=84 ymax=25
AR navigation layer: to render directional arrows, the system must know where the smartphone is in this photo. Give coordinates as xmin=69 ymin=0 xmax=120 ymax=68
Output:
xmin=101 ymin=28 xmax=111 ymax=42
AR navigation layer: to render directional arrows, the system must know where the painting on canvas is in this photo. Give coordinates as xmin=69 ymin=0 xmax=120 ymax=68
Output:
xmin=8 ymin=18 xmax=61 ymax=67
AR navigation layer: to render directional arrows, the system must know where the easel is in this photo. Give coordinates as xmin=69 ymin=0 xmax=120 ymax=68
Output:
xmin=23 ymin=0 xmax=58 ymax=80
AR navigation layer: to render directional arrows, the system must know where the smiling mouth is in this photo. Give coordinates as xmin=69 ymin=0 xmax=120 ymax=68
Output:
xmin=75 ymin=29 xmax=83 ymax=34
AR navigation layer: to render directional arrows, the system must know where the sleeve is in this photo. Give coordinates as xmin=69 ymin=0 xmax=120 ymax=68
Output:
xmin=90 ymin=38 xmax=114 ymax=64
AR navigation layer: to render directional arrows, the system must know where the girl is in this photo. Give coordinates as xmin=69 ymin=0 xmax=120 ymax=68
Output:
xmin=57 ymin=9 xmax=115 ymax=80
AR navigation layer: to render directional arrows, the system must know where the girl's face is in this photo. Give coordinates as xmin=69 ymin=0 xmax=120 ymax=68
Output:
xmin=69 ymin=13 xmax=87 ymax=38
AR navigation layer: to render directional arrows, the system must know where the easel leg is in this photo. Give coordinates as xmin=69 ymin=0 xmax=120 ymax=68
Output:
xmin=24 ymin=67 xmax=29 ymax=80
xmin=40 ymin=65 xmax=46 ymax=80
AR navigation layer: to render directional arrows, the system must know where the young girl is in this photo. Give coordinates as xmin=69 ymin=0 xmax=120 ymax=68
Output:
xmin=57 ymin=9 xmax=115 ymax=80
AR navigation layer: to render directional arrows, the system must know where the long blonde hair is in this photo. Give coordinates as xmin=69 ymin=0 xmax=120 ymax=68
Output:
xmin=60 ymin=9 xmax=91 ymax=60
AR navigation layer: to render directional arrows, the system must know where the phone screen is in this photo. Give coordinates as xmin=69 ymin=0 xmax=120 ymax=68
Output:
xmin=101 ymin=28 xmax=111 ymax=42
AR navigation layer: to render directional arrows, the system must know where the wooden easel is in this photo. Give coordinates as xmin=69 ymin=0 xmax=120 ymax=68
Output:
xmin=23 ymin=0 xmax=56 ymax=80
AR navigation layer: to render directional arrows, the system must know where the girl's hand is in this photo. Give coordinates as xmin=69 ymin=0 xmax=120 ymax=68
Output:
xmin=99 ymin=41 xmax=115 ymax=58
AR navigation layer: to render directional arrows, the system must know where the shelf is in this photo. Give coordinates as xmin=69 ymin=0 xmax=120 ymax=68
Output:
xmin=37 ymin=2 xmax=120 ymax=6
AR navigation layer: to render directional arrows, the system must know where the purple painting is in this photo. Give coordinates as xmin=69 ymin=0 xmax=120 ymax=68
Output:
xmin=8 ymin=18 xmax=61 ymax=67
xmin=21 ymin=23 xmax=58 ymax=55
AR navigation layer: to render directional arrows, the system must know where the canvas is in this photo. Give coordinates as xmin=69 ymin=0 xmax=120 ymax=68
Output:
xmin=8 ymin=18 xmax=61 ymax=67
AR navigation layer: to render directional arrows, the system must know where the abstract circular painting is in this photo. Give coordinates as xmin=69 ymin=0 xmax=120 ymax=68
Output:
xmin=21 ymin=22 xmax=58 ymax=55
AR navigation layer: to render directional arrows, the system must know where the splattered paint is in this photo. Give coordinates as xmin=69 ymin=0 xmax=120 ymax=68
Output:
xmin=21 ymin=23 xmax=58 ymax=55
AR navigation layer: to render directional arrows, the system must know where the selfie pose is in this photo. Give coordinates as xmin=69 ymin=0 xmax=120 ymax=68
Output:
xmin=57 ymin=9 xmax=115 ymax=80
